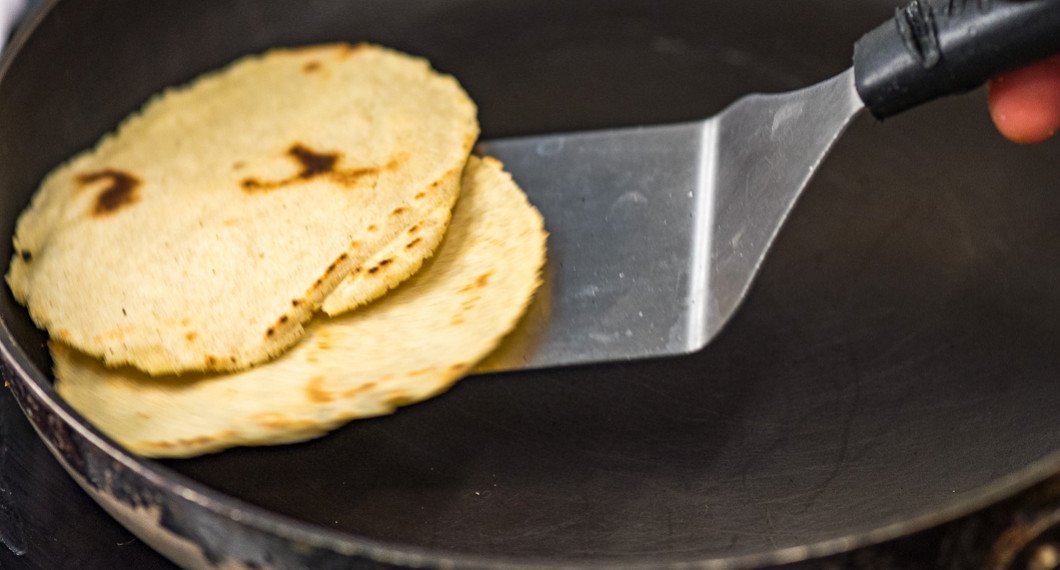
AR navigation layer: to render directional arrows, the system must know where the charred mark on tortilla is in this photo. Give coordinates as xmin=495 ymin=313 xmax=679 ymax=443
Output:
xmin=288 ymin=144 xmax=338 ymax=178
xmin=78 ymin=169 xmax=142 ymax=216
xmin=241 ymin=143 xmax=385 ymax=192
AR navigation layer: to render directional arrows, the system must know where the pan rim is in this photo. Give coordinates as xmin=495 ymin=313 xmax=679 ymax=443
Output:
xmin=5 ymin=324 xmax=1060 ymax=569
xmin=1 ymin=0 xmax=1059 ymax=567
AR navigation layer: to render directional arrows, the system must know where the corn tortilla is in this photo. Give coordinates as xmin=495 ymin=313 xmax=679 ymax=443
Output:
xmin=53 ymin=157 xmax=546 ymax=458
xmin=8 ymin=43 xmax=477 ymax=374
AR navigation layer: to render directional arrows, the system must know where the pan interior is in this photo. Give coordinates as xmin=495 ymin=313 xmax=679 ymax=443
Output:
xmin=1 ymin=0 xmax=1058 ymax=563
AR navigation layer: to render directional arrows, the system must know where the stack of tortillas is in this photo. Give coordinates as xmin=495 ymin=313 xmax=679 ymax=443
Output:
xmin=6 ymin=44 xmax=546 ymax=457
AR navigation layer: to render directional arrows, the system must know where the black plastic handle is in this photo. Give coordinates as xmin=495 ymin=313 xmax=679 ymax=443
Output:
xmin=853 ymin=0 xmax=1060 ymax=119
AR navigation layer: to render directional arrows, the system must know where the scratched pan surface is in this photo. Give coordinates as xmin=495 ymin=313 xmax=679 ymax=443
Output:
xmin=1 ymin=0 xmax=1059 ymax=567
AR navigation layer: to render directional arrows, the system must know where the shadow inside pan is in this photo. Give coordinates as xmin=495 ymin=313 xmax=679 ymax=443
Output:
xmin=1 ymin=0 xmax=1058 ymax=564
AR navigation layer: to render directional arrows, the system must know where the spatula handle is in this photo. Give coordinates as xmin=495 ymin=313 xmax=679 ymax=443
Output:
xmin=853 ymin=0 xmax=1060 ymax=119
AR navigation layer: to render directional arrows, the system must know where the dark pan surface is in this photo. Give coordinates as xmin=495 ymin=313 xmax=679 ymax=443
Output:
xmin=1 ymin=0 xmax=1058 ymax=565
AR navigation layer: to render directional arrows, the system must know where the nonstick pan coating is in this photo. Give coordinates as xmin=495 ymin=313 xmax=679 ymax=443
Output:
xmin=1 ymin=0 xmax=1058 ymax=567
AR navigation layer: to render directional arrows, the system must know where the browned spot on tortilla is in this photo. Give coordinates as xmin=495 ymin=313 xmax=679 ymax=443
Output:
xmin=141 ymin=433 xmax=230 ymax=450
xmin=388 ymin=393 xmax=416 ymax=407
xmin=459 ymin=271 xmax=493 ymax=293
xmin=204 ymin=355 xmax=218 ymax=366
xmin=367 ymin=266 xmax=380 ymax=274
xmin=265 ymin=327 xmax=275 ymax=337
xmin=317 ymin=339 xmax=332 ymax=350
xmin=450 ymin=317 xmax=465 ymax=325
xmin=78 ymin=169 xmax=141 ymax=217
xmin=367 ymin=224 xmax=378 ymax=232
xmin=341 ymin=382 xmax=375 ymax=398
xmin=305 ymin=377 xmax=333 ymax=403
xmin=289 ymin=143 xmax=338 ymax=178
xmin=303 ymin=60 xmax=322 ymax=73
xmin=305 ymin=274 xmax=327 ymax=295
xmin=232 ymin=161 xmax=245 ymax=170
xmin=405 ymin=238 xmax=422 ymax=250
xmin=349 ymin=240 xmax=361 ymax=248
xmin=17 ymin=250 xmax=31 ymax=263
xmin=408 ymin=368 xmax=433 ymax=376
xmin=291 ymin=298 xmax=302 ymax=307
xmin=337 ymin=43 xmax=366 ymax=58
xmin=93 ymin=326 xmax=135 ymax=342
xmin=414 ymin=191 xmax=426 ymax=200
xmin=462 ymin=292 xmax=481 ymax=306
xmin=279 ymin=315 xmax=289 ymax=324
xmin=180 ymin=318 xmax=191 ymax=326
xmin=407 ymin=223 xmax=421 ymax=235
xmin=331 ymin=165 xmax=380 ymax=186
xmin=241 ymin=143 xmax=391 ymax=193
xmin=222 ymin=218 xmax=240 ymax=227
xmin=323 ymin=251 xmax=350 ymax=275
xmin=56 ymin=328 xmax=71 ymax=341
xmin=185 ymin=332 xmax=197 ymax=342
xmin=391 ymin=207 xmax=408 ymax=216
xmin=328 ymin=253 xmax=349 ymax=268
xmin=378 ymin=258 xmax=392 ymax=267
xmin=250 ymin=412 xmax=316 ymax=430
xmin=450 ymin=363 xmax=468 ymax=372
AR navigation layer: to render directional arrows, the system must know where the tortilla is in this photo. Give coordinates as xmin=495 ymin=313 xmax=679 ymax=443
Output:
xmin=7 ymin=43 xmax=476 ymax=375
xmin=321 ymin=205 xmax=451 ymax=316
xmin=53 ymin=157 xmax=547 ymax=458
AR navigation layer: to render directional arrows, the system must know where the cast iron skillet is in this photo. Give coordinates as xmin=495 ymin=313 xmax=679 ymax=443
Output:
xmin=1 ymin=0 xmax=1059 ymax=567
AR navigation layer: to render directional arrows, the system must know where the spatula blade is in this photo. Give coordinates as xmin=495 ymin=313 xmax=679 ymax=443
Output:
xmin=705 ymin=69 xmax=863 ymax=342
xmin=475 ymin=70 xmax=863 ymax=373
xmin=476 ymin=122 xmax=715 ymax=372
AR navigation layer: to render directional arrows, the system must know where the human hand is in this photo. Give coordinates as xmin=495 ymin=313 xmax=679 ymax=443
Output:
xmin=987 ymin=56 xmax=1060 ymax=144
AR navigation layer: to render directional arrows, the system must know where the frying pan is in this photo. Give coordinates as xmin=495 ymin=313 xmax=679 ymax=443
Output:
xmin=1 ymin=0 xmax=1059 ymax=567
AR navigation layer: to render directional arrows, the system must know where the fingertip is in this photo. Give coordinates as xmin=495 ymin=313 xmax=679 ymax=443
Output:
xmin=987 ymin=57 xmax=1060 ymax=144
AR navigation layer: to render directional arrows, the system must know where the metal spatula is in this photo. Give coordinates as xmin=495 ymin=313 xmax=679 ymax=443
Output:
xmin=476 ymin=0 xmax=1060 ymax=373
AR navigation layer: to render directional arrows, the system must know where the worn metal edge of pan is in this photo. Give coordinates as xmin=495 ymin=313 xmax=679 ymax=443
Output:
xmin=2 ymin=2 xmax=1060 ymax=568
